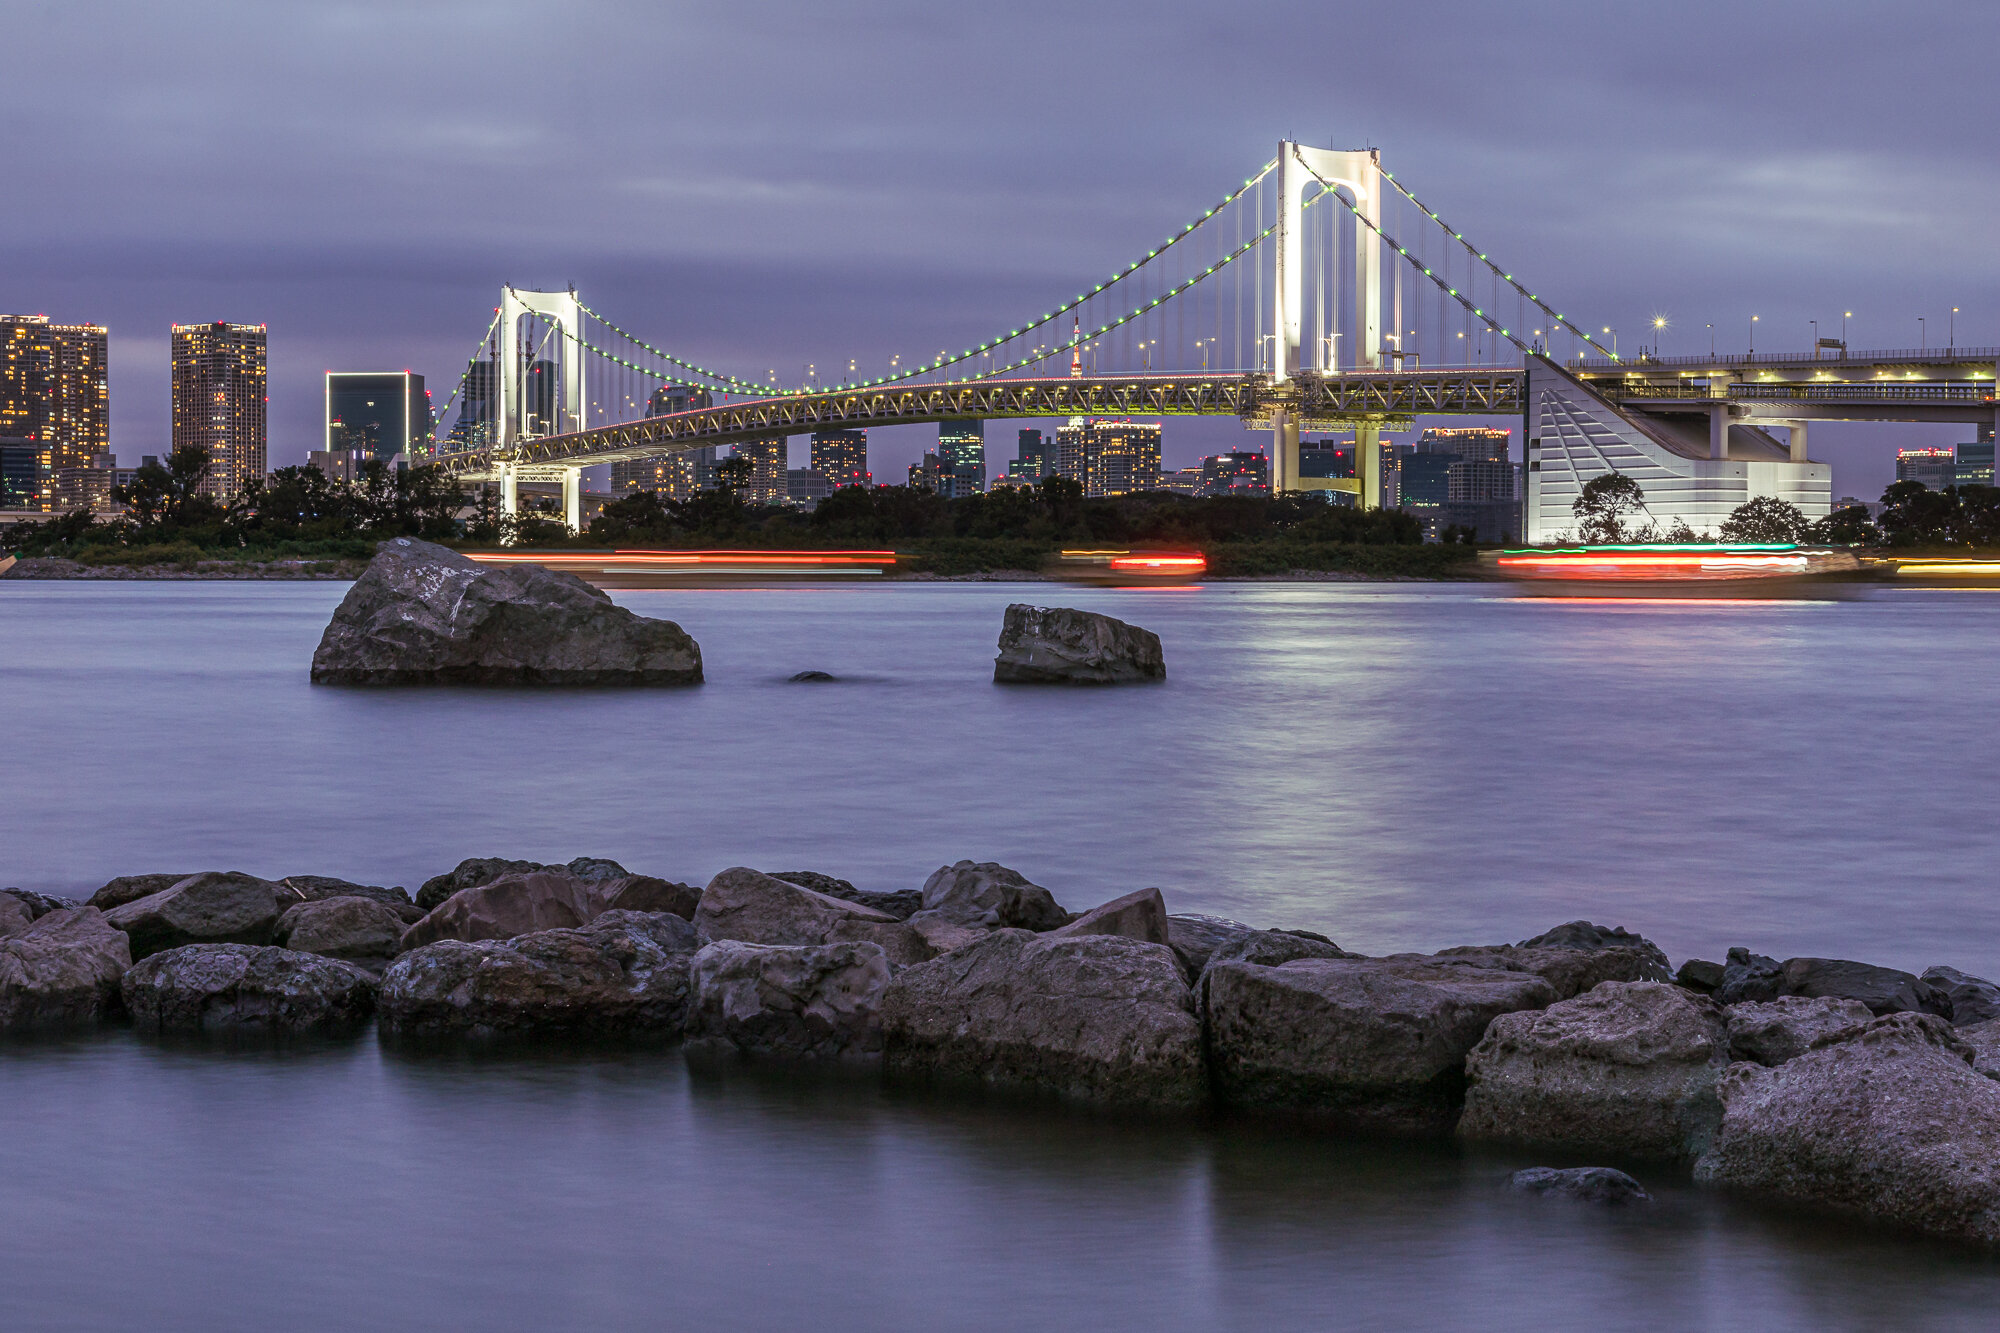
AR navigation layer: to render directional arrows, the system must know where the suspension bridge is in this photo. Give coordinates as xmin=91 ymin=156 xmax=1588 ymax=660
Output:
xmin=425 ymin=141 xmax=2000 ymax=541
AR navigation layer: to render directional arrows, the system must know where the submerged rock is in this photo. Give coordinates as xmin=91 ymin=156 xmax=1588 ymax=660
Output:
xmin=686 ymin=940 xmax=892 ymax=1062
xmin=919 ymin=860 xmax=1069 ymax=931
xmin=1203 ymin=956 xmax=1555 ymax=1136
xmin=122 ymin=944 xmax=376 ymax=1035
xmin=380 ymin=911 xmax=699 ymax=1038
xmin=1725 ymin=995 xmax=1873 ymax=1066
xmin=879 ymin=930 xmax=1205 ymax=1111
xmin=1509 ymin=1167 xmax=1650 ymax=1204
xmin=310 ymin=537 xmax=702 ymax=686
xmin=0 ymin=908 xmax=132 ymax=1031
xmin=401 ymin=870 xmax=609 ymax=949
xmin=103 ymin=872 xmax=286 ymax=960
xmin=992 ymin=604 xmax=1164 ymax=684
xmin=1459 ymin=981 xmax=1731 ymax=1160
xmin=1694 ymin=1013 xmax=2000 ymax=1246
xmin=788 ymin=671 xmax=836 ymax=682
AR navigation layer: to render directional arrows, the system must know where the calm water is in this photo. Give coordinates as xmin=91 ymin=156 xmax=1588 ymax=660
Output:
xmin=4 ymin=578 xmax=2000 ymax=1329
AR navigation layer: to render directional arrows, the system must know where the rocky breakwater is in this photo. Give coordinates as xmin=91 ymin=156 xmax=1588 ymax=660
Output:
xmin=1 ymin=907 xmax=132 ymax=1031
xmin=123 ymin=944 xmax=378 ymax=1036
xmin=992 ymin=604 xmax=1164 ymax=684
xmin=310 ymin=537 xmax=702 ymax=685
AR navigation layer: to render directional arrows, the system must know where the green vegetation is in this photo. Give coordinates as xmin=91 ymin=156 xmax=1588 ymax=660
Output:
xmin=1565 ymin=471 xmax=2000 ymax=550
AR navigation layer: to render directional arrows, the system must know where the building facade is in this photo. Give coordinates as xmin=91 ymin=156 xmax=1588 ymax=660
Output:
xmin=937 ymin=419 xmax=986 ymax=497
xmin=171 ymin=321 xmax=268 ymax=497
xmin=810 ymin=429 xmax=869 ymax=490
xmin=1014 ymin=428 xmax=1051 ymax=479
xmin=607 ymin=385 xmax=717 ymax=496
xmin=1055 ymin=419 xmax=1162 ymax=496
xmin=1896 ymin=446 xmax=1957 ymax=491
xmin=731 ymin=438 xmax=788 ymax=506
xmin=0 ymin=314 xmax=109 ymax=510
xmin=1199 ymin=450 xmax=1270 ymax=496
xmin=325 ymin=371 xmax=428 ymax=464
xmin=787 ymin=468 xmax=832 ymax=507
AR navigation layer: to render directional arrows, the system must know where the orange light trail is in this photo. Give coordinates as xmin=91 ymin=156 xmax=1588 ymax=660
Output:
xmin=1107 ymin=554 xmax=1207 ymax=573
xmin=469 ymin=550 xmax=896 ymax=567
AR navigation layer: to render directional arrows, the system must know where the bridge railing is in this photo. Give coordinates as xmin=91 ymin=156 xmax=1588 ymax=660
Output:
xmin=1618 ymin=381 xmax=1995 ymax=403
xmin=1573 ymin=346 xmax=2000 ymax=371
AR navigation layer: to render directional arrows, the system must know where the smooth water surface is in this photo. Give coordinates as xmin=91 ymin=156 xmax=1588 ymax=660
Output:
xmin=5 ymin=579 xmax=2000 ymax=1330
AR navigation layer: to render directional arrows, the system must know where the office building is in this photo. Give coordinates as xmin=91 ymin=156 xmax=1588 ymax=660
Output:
xmin=1002 ymin=458 xmax=1048 ymax=487
xmin=447 ymin=360 xmax=496 ymax=449
xmin=1400 ymin=451 xmax=1454 ymax=509
xmin=810 ymin=429 xmax=870 ymax=489
xmin=907 ymin=452 xmax=947 ymax=492
xmin=731 ymin=438 xmax=788 ymax=506
xmin=171 ymin=321 xmax=267 ymax=497
xmin=1155 ymin=466 xmax=1205 ymax=496
xmin=608 ymin=385 xmax=718 ymax=497
xmin=325 ymin=371 xmax=428 ymax=465
xmin=937 ymin=419 xmax=986 ymax=497
xmin=1956 ymin=437 xmax=1994 ymax=488
xmin=306 ymin=449 xmax=362 ymax=483
xmin=1015 ymin=428 xmax=1051 ymax=479
xmin=787 ymin=468 xmax=832 ymax=507
xmin=0 ymin=314 xmax=109 ymax=510
xmin=646 ymin=383 xmax=713 ymax=417
xmin=1448 ymin=458 xmax=1517 ymax=503
xmin=1200 ymin=450 xmax=1270 ymax=496
xmin=1418 ymin=426 xmax=1511 ymax=462
xmin=52 ymin=454 xmax=118 ymax=512
xmin=1299 ymin=435 xmax=1405 ymax=508
xmin=1896 ymin=446 xmax=1957 ymax=491
xmin=1055 ymin=419 xmax=1163 ymax=496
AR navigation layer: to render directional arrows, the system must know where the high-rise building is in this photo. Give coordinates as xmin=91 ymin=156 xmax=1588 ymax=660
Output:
xmin=1015 ymin=428 xmax=1050 ymax=479
xmin=1055 ymin=419 xmax=1162 ymax=496
xmin=1200 ymin=450 xmax=1270 ymax=496
xmin=1448 ymin=458 xmax=1517 ymax=503
xmin=787 ymin=468 xmax=832 ymax=507
xmin=448 ymin=360 xmax=496 ymax=450
xmin=1155 ymin=466 xmax=1205 ymax=496
xmin=607 ymin=386 xmax=717 ymax=497
xmin=732 ymin=438 xmax=788 ymax=506
xmin=1400 ymin=452 xmax=1455 ymax=509
xmin=907 ymin=452 xmax=946 ymax=492
xmin=1418 ymin=426 xmax=1511 ymax=462
xmin=171 ymin=321 xmax=267 ymax=497
xmin=1896 ymin=446 xmax=1957 ymax=491
xmin=0 ymin=314 xmax=109 ymax=510
xmin=325 ymin=371 xmax=428 ymax=465
xmin=810 ymin=429 xmax=870 ymax=490
xmin=1298 ymin=435 xmax=1404 ymax=508
xmin=1 ymin=443 xmax=42 ymax=509
xmin=937 ymin=419 xmax=986 ymax=497
xmin=1955 ymin=435 xmax=1994 ymax=488
xmin=646 ymin=383 xmax=713 ymax=417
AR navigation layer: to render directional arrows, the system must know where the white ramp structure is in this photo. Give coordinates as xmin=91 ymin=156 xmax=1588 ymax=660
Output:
xmin=1525 ymin=358 xmax=1830 ymax=541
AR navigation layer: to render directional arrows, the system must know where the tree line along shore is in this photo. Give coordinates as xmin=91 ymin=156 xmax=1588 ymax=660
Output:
xmin=5 ymin=861 xmax=2000 ymax=1246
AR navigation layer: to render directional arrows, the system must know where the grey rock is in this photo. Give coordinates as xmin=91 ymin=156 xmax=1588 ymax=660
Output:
xmin=767 ymin=871 xmax=923 ymax=921
xmin=402 ymin=870 xmax=609 ymax=949
xmin=1675 ymin=959 xmax=1725 ymax=994
xmin=1509 ymin=1167 xmax=1650 ymax=1204
xmin=1777 ymin=957 xmax=1950 ymax=1018
xmin=565 ymin=856 xmax=631 ymax=881
xmin=694 ymin=868 xmax=931 ymax=967
xmin=1958 ymin=1019 xmax=2000 ymax=1081
xmin=274 ymin=876 xmax=415 ymax=914
xmin=1716 ymin=948 xmax=1784 ymax=1004
xmin=1725 ymin=995 xmax=1874 ymax=1066
xmin=0 ymin=895 xmax=31 ymax=939
xmin=602 ymin=875 xmax=702 ymax=921
xmin=103 ymin=872 xmax=286 ymax=960
xmin=380 ymin=910 xmax=699 ymax=1038
xmin=902 ymin=910 xmax=988 ymax=958
xmin=0 ymin=908 xmax=132 ymax=1031
xmin=1427 ymin=943 xmax=1669 ymax=1001
xmin=415 ymin=857 xmax=550 ymax=912
xmin=1518 ymin=920 xmax=1672 ymax=979
xmin=1165 ymin=914 xmax=1257 ymax=974
xmin=275 ymin=897 xmax=411 ymax=965
xmin=122 ymin=944 xmax=376 ymax=1035
xmin=2 ymin=888 xmax=74 ymax=921
xmin=1050 ymin=887 xmax=1170 ymax=945
xmin=1203 ymin=956 xmax=1556 ymax=1136
xmin=87 ymin=873 xmax=194 ymax=912
xmin=880 ymin=930 xmax=1206 ymax=1111
xmin=919 ymin=860 xmax=1069 ymax=931
xmin=992 ymin=604 xmax=1165 ymax=685
xmin=1694 ymin=1013 xmax=2000 ymax=1245
xmin=1204 ymin=930 xmax=1354 ymax=973
xmin=686 ymin=940 xmax=892 ymax=1062
xmin=1459 ymin=981 xmax=1731 ymax=1161
xmin=788 ymin=670 xmax=836 ymax=682
xmin=310 ymin=537 xmax=702 ymax=686
xmin=1923 ymin=966 xmax=2000 ymax=1026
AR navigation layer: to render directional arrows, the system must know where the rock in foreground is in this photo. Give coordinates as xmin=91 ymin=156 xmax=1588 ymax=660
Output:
xmin=310 ymin=537 xmax=702 ymax=686
xmin=381 ymin=911 xmax=698 ymax=1038
xmin=687 ymin=940 xmax=892 ymax=1062
xmin=880 ymin=930 xmax=1205 ymax=1110
xmin=1695 ymin=1013 xmax=2000 ymax=1245
xmin=1510 ymin=1167 xmax=1650 ymax=1204
xmin=0 ymin=908 xmax=132 ymax=1031
xmin=992 ymin=604 xmax=1164 ymax=684
xmin=122 ymin=944 xmax=376 ymax=1035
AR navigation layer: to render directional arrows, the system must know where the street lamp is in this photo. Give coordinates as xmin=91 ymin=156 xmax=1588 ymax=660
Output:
xmin=1651 ymin=314 xmax=1668 ymax=358
xmin=1919 ymin=317 xmax=1926 ymax=352
xmin=1951 ymin=307 xmax=1959 ymax=351
xmin=1843 ymin=312 xmax=1851 ymax=345
xmin=1750 ymin=315 xmax=1758 ymax=356
xmin=1706 ymin=323 xmax=1714 ymax=357
xmin=1601 ymin=326 xmax=1619 ymax=358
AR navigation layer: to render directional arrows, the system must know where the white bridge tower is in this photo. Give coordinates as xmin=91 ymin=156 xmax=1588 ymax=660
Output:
xmin=495 ymin=286 xmax=588 ymax=531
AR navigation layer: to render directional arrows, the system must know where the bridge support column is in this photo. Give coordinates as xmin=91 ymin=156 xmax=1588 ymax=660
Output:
xmin=561 ymin=469 xmax=582 ymax=533
xmin=499 ymin=466 xmax=518 ymax=519
xmin=1358 ymin=423 xmax=1382 ymax=510
xmin=1272 ymin=411 xmax=1300 ymax=493
xmin=1708 ymin=405 xmax=1730 ymax=460
xmin=1787 ymin=423 xmax=1808 ymax=463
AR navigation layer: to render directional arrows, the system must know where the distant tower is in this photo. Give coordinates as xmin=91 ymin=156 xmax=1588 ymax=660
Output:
xmin=171 ymin=321 xmax=267 ymax=497
xmin=1069 ymin=316 xmax=1083 ymax=378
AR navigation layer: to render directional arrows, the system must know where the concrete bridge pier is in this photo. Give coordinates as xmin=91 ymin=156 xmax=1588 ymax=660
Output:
xmin=1358 ymin=422 xmax=1383 ymax=510
xmin=561 ymin=469 xmax=582 ymax=533
xmin=499 ymin=466 xmax=518 ymax=519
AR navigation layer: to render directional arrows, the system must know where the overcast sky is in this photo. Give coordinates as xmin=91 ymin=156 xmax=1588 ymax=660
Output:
xmin=4 ymin=0 xmax=1994 ymax=495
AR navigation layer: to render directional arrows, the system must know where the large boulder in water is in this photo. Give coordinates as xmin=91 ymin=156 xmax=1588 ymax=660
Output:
xmin=919 ymin=860 xmax=1069 ymax=930
xmin=1203 ymin=956 xmax=1556 ymax=1135
xmin=102 ymin=872 xmax=286 ymax=960
xmin=1459 ymin=981 xmax=1733 ymax=1161
xmin=878 ymin=930 xmax=1206 ymax=1111
xmin=380 ymin=910 xmax=698 ymax=1039
xmin=1694 ymin=1013 xmax=2000 ymax=1245
xmin=400 ymin=870 xmax=608 ymax=948
xmin=276 ymin=897 xmax=412 ymax=969
xmin=122 ymin=944 xmax=377 ymax=1035
xmin=310 ymin=537 xmax=702 ymax=686
xmin=992 ymin=604 xmax=1164 ymax=684
xmin=694 ymin=868 xmax=931 ymax=966
xmin=686 ymin=940 xmax=893 ymax=1062
xmin=0 ymin=908 xmax=132 ymax=1031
